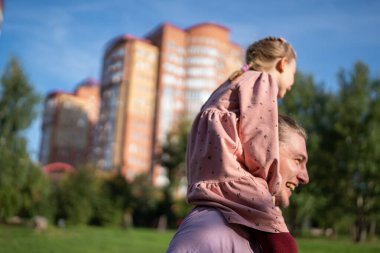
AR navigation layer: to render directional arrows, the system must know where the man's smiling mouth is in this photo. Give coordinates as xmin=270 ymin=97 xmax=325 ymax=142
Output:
xmin=286 ymin=182 xmax=296 ymax=191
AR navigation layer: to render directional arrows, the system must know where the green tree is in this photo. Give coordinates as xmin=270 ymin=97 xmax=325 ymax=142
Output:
xmin=334 ymin=62 xmax=380 ymax=242
xmin=158 ymin=118 xmax=192 ymax=228
xmin=160 ymin=118 xmax=191 ymax=188
xmin=281 ymin=63 xmax=380 ymax=242
xmin=130 ymin=174 xmax=163 ymax=227
xmin=57 ymin=166 xmax=100 ymax=225
xmin=91 ymin=173 xmax=132 ymax=226
xmin=0 ymin=57 xmax=44 ymax=221
xmin=0 ymin=57 xmax=40 ymax=148
xmin=17 ymin=162 xmax=51 ymax=219
xmin=0 ymin=149 xmax=27 ymax=220
xmin=280 ymin=72 xmax=338 ymax=234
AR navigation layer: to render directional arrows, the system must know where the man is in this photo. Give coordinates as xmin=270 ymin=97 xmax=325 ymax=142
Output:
xmin=167 ymin=115 xmax=309 ymax=252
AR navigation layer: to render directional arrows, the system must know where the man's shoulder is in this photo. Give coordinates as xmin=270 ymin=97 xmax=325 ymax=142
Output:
xmin=166 ymin=206 xmax=258 ymax=253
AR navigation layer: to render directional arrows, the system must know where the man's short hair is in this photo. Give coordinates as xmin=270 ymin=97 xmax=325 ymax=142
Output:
xmin=278 ymin=114 xmax=307 ymax=143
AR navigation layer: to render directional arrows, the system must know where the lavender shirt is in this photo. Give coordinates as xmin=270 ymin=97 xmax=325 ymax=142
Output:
xmin=166 ymin=206 xmax=263 ymax=253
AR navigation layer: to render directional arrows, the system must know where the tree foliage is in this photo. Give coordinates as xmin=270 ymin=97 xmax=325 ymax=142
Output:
xmin=157 ymin=118 xmax=192 ymax=228
xmin=56 ymin=166 xmax=100 ymax=225
xmin=92 ymin=173 xmax=132 ymax=226
xmin=0 ymin=57 xmax=40 ymax=149
xmin=333 ymin=62 xmax=380 ymax=241
xmin=1 ymin=56 xmax=379 ymax=241
xmin=0 ymin=57 xmax=45 ymax=222
xmin=280 ymin=72 xmax=339 ymax=233
xmin=280 ymin=62 xmax=380 ymax=242
xmin=130 ymin=174 xmax=164 ymax=227
xmin=160 ymin=118 xmax=191 ymax=188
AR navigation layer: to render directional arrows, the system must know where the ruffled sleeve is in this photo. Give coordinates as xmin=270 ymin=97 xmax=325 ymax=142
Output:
xmin=237 ymin=72 xmax=282 ymax=195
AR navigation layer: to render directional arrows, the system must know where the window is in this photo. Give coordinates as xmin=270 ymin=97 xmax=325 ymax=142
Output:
xmin=187 ymin=46 xmax=219 ymax=57
xmin=111 ymin=71 xmax=123 ymax=83
xmin=105 ymin=60 xmax=123 ymax=75
xmin=128 ymin=143 xmax=139 ymax=154
xmin=167 ymin=53 xmax=184 ymax=65
xmin=112 ymin=47 xmax=125 ymax=58
xmin=187 ymin=57 xmax=215 ymax=66
xmin=186 ymin=90 xmax=211 ymax=116
xmin=189 ymin=36 xmax=219 ymax=46
xmin=99 ymin=85 xmax=120 ymax=168
xmin=77 ymin=117 xmax=87 ymax=128
xmin=187 ymin=67 xmax=216 ymax=77
xmin=163 ymin=63 xmax=185 ymax=76
xmin=40 ymin=127 xmax=51 ymax=163
xmin=186 ymin=78 xmax=216 ymax=89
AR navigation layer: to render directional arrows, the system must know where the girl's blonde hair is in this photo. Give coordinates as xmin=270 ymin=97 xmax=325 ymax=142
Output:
xmin=229 ymin=37 xmax=296 ymax=81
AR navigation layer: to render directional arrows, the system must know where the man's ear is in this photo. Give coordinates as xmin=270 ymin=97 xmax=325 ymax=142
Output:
xmin=276 ymin=58 xmax=287 ymax=73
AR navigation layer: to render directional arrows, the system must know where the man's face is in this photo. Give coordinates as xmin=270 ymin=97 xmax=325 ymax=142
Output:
xmin=275 ymin=131 xmax=309 ymax=208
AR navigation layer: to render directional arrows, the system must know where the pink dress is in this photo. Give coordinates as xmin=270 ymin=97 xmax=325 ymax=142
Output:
xmin=186 ymin=70 xmax=288 ymax=233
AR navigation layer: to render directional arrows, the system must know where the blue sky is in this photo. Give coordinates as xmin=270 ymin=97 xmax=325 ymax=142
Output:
xmin=1 ymin=0 xmax=380 ymax=161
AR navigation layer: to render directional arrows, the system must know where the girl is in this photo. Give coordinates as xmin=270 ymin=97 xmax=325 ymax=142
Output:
xmin=186 ymin=37 xmax=298 ymax=252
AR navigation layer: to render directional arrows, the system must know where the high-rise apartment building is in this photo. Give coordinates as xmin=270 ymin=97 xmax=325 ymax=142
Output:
xmin=92 ymin=35 xmax=158 ymax=180
xmin=93 ymin=22 xmax=242 ymax=183
xmin=39 ymin=79 xmax=100 ymax=166
xmin=146 ymin=22 xmax=243 ymax=146
xmin=146 ymin=23 xmax=243 ymax=185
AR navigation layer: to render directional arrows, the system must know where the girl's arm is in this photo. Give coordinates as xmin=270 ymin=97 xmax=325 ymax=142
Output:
xmin=238 ymin=72 xmax=281 ymax=195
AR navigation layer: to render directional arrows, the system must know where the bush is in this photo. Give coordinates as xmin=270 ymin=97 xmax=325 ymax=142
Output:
xmin=56 ymin=166 xmax=99 ymax=225
xmin=130 ymin=174 xmax=164 ymax=227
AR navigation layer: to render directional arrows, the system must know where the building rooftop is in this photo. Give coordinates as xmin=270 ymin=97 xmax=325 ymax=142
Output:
xmin=46 ymin=90 xmax=72 ymax=100
xmin=185 ymin=22 xmax=230 ymax=32
xmin=104 ymin=33 xmax=152 ymax=55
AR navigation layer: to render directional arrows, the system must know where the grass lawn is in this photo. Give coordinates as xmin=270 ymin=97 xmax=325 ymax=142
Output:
xmin=1 ymin=224 xmax=379 ymax=253
xmin=298 ymin=237 xmax=380 ymax=253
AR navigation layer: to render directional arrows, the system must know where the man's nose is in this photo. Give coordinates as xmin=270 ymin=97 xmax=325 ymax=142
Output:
xmin=298 ymin=166 xmax=309 ymax=185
